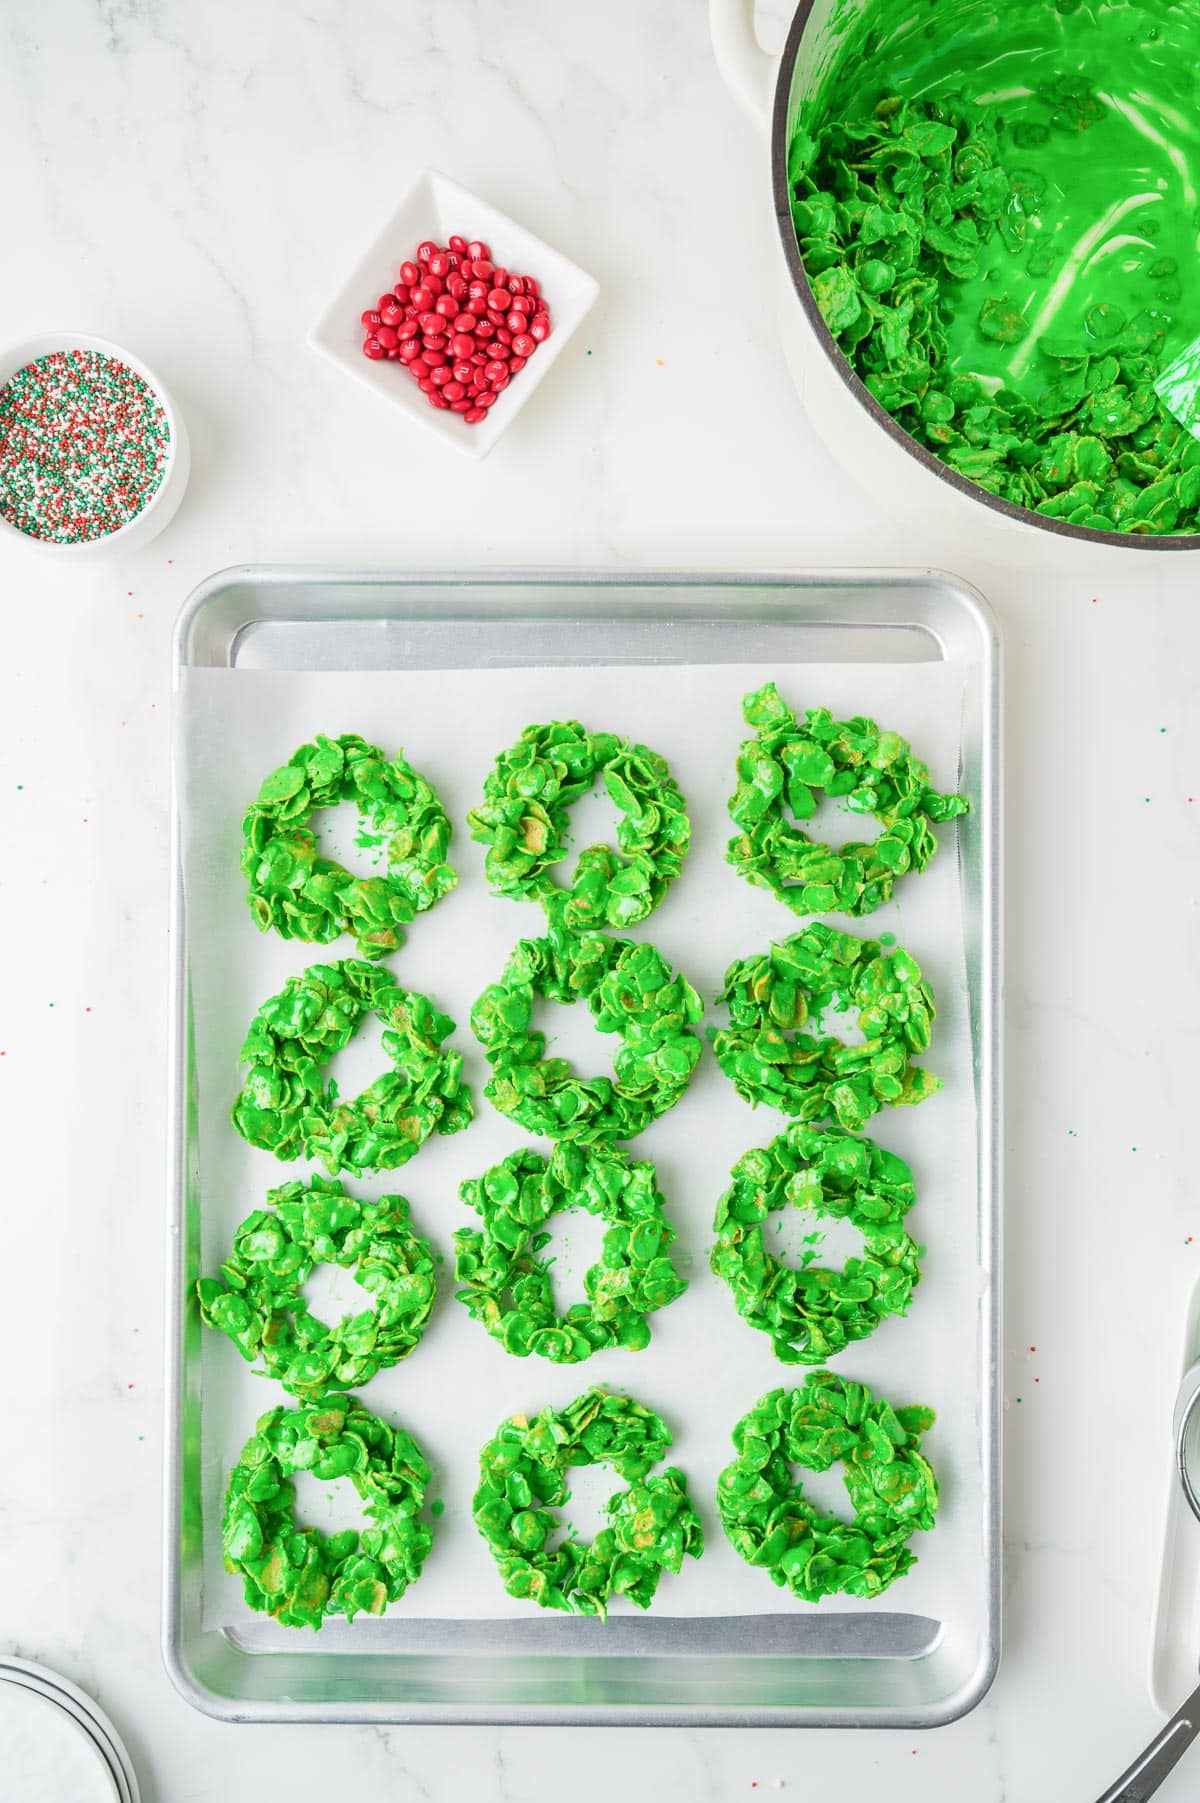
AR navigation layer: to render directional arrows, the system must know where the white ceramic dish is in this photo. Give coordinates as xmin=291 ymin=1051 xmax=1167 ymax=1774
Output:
xmin=0 ymin=331 xmax=189 ymax=557
xmin=0 ymin=1659 xmax=140 ymax=1803
xmin=309 ymin=169 xmax=599 ymax=461
xmin=0 ymin=1683 xmax=118 ymax=1803
xmin=1150 ymin=1274 xmax=1200 ymax=1712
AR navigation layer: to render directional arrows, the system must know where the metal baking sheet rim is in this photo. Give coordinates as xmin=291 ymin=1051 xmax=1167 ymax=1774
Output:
xmin=164 ymin=565 xmax=1002 ymax=1727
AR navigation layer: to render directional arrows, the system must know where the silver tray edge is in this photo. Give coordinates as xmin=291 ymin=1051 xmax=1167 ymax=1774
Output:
xmin=163 ymin=565 xmax=1001 ymax=1728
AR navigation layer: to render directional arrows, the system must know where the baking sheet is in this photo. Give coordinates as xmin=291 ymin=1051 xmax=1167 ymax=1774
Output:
xmin=177 ymin=658 xmax=982 ymax=1635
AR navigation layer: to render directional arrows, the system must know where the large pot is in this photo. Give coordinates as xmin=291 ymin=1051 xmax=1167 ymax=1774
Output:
xmin=709 ymin=0 xmax=1200 ymax=558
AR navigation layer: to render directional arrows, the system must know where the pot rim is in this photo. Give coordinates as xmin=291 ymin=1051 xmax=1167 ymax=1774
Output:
xmin=769 ymin=0 xmax=1200 ymax=553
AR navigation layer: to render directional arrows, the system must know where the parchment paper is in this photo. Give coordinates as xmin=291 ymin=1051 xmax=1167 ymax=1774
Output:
xmin=177 ymin=659 xmax=986 ymax=1633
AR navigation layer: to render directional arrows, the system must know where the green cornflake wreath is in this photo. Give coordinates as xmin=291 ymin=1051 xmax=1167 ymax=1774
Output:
xmin=221 ymin=1392 xmax=434 ymax=1630
xmin=473 ymin=1387 xmax=704 ymax=1618
xmin=471 ymin=927 xmax=703 ymax=1143
xmin=467 ymin=720 xmax=690 ymax=929
xmin=709 ymin=921 xmax=939 ymax=1131
xmin=454 ymin=1143 xmax=687 ymax=1362
xmin=197 ymin=1176 xmax=437 ymax=1397
xmin=231 ymin=958 xmax=473 ymax=1176
xmin=242 ymin=733 xmax=457 ymax=960
xmin=718 ymin=1371 xmax=938 ymax=1603
xmin=711 ymin=1125 xmax=921 ymax=1364
xmin=727 ymin=682 xmax=968 ymax=917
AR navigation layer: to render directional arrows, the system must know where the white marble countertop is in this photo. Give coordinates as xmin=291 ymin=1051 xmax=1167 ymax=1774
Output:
xmin=3 ymin=2 xmax=1200 ymax=1798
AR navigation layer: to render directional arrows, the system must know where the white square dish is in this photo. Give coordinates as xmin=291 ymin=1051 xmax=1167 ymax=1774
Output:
xmin=309 ymin=170 xmax=599 ymax=460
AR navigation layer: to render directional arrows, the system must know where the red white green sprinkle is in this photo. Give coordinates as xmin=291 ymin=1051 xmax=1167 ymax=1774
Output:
xmin=0 ymin=348 xmax=169 ymax=544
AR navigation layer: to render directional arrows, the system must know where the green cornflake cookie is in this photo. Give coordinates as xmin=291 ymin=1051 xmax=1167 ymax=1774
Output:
xmin=221 ymin=1392 xmax=434 ymax=1630
xmin=231 ymin=958 xmax=473 ymax=1176
xmin=727 ymin=682 xmax=968 ymax=916
xmin=471 ymin=926 xmax=703 ymax=1143
xmin=718 ymin=1372 xmax=938 ymax=1603
xmin=242 ymin=733 xmax=456 ymax=959
xmin=467 ymin=720 xmax=690 ymax=929
xmin=455 ymin=1143 xmax=687 ymax=1362
xmin=197 ymin=1176 xmax=437 ymax=1397
xmin=473 ymin=1387 xmax=703 ymax=1618
xmin=709 ymin=922 xmax=939 ymax=1131
xmin=711 ymin=1125 xmax=921 ymax=1364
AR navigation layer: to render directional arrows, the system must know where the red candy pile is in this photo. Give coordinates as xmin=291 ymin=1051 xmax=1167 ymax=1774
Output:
xmin=361 ymin=236 xmax=551 ymax=425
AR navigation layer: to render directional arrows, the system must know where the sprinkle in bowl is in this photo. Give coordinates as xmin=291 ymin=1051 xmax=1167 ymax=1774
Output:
xmin=0 ymin=331 xmax=190 ymax=558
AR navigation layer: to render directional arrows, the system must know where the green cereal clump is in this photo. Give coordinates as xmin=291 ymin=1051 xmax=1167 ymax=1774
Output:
xmin=473 ymin=1387 xmax=703 ymax=1618
xmin=471 ymin=926 xmax=703 ymax=1143
xmin=231 ymin=958 xmax=473 ymax=1175
xmin=221 ymin=1392 xmax=433 ymax=1629
xmin=790 ymin=93 xmax=1200 ymax=535
xmin=709 ymin=922 xmax=939 ymax=1130
xmin=718 ymin=1372 xmax=938 ymax=1602
xmin=711 ymin=1124 xmax=921 ymax=1364
xmin=728 ymin=681 xmax=968 ymax=916
xmin=455 ymin=1143 xmax=687 ymax=1361
xmin=467 ymin=720 xmax=690 ymax=929
xmin=198 ymin=1176 xmax=437 ymax=1396
xmin=242 ymin=733 xmax=456 ymax=959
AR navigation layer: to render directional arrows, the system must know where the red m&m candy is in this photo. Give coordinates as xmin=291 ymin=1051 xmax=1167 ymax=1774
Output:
xmin=359 ymin=235 xmax=551 ymax=423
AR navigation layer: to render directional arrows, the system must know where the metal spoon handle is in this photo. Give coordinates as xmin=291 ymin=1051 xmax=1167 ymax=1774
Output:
xmin=1095 ymin=1678 xmax=1200 ymax=1802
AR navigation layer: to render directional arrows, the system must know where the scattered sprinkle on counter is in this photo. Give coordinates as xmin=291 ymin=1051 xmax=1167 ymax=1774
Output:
xmin=0 ymin=348 xmax=169 ymax=543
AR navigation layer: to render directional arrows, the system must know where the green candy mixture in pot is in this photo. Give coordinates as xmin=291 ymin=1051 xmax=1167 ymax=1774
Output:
xmin=791 ymin=0 xmax=1200 ymax=534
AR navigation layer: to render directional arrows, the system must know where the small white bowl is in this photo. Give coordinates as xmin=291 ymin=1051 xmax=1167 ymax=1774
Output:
xmin=0 ymin=331 xmax=190 ymax=557
xmin=309 ymin=170 xmax=599 ymax=460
